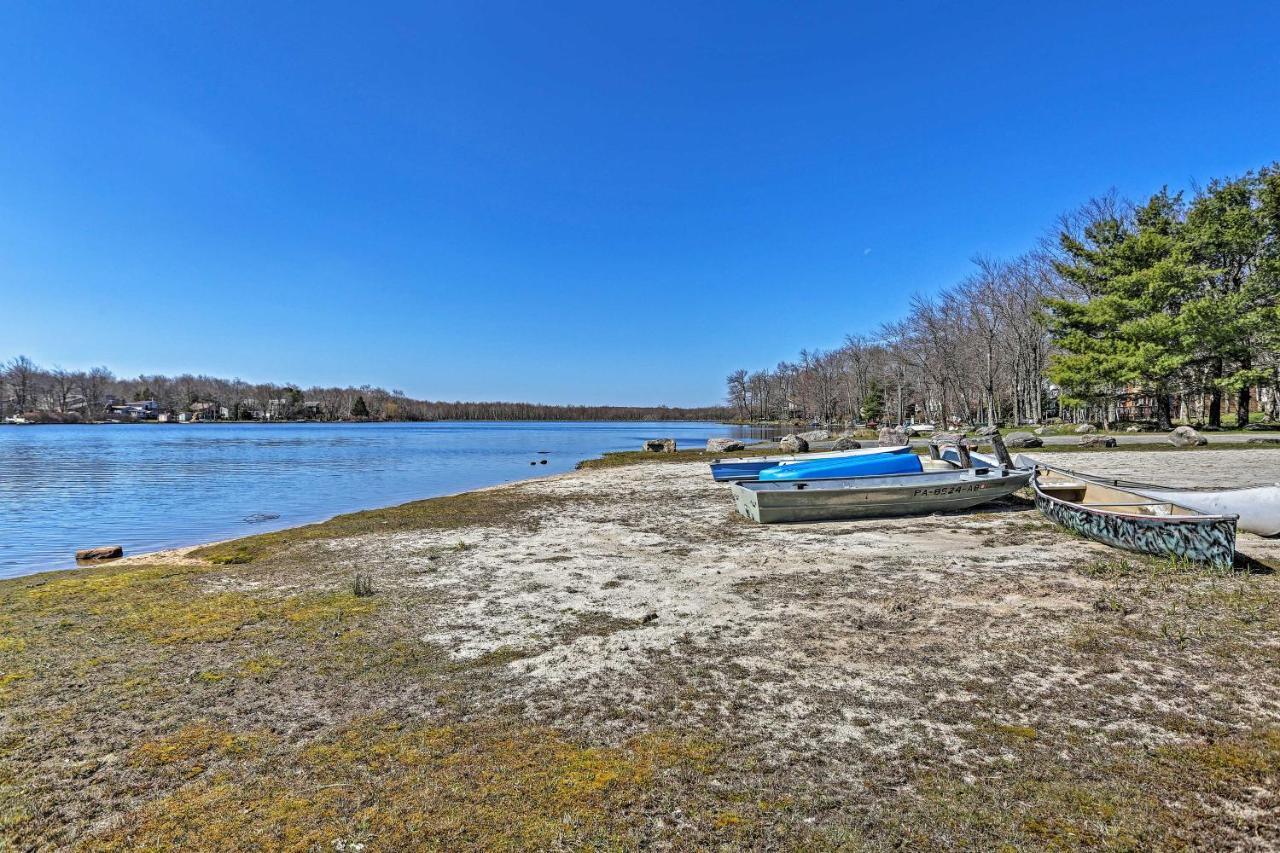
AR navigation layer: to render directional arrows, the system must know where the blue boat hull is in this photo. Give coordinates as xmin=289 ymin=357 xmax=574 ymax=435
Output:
xmin=759 ymin=452 xmax=923 ymax=481
xmin=710 ymin=445 xmax=910 ymax=482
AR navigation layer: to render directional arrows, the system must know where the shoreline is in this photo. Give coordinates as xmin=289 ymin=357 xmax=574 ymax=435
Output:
xmin=31 ymin=439 xmax=1280 ymax=580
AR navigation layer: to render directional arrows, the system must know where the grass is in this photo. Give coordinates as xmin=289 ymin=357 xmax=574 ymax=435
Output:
xmin=190 ymin=480 xmax=592 ymax=564
xmin=92 ymin=717 xmax=720 ymax=851
xmin=576 ymin=445 xmax=779 ymax=470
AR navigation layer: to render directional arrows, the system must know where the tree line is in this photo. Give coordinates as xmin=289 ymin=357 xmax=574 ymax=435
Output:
xmin=0 ymin=358 xmax=732 ymax=423
xmin=728 ymin=163 xmax=1280 ymax=431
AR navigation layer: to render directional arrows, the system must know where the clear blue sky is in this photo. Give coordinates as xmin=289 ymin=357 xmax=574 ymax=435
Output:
xmin=2 ymin=2 xmax=1278 ymax=406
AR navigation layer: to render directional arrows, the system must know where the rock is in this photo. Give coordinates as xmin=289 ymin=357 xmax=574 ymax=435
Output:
xmin=831 ymin=436 xmax=862 ymax=451
xmin=1125 ymin=425 xmax=1142 ymax=432
xmin=641 ymin=612 xmax=659 ymax=624
xmin=76 ymin=545 xmax=123 ymax=562
xmin=1247 ymin=422 xmax=1280 ymax=432
xmin=540 ymin=459 xmax=548 ymax=464
xmin=642 ymin=438 xmax=677 ymax=453
xmin=1033 ymin=427 xmax=1046 ymax=435
xmin=974 ymin=425 xmax=1000 ymax=436
xmin=876 ymin=427 xmax=909 ymax=447
xmin=1004 ymin=431 xmax=1043 ymax=449
xmin=797 ymin=430 xmax=829 ymax=442
xmin=778 ymin=434 xmax=810 ymax=454
xmin=1168 ymin=426 xmax=1208 ymax=447
xmin=705 ymin=438 xmax=746 ymax=453
xmin=1247 ymin=437 xmax=1280 ymax=445
xmin=1079 ymin=435 xmax=1117 ymax=448
xmin=1074 ymin=424 xmax=1096 ymax=434
xmin=931 ymin=431 xmax=966 ymax=446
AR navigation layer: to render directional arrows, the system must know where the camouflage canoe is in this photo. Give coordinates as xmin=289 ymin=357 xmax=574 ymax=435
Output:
xmin=1028 ymin=463 xmax=1238 ymax=569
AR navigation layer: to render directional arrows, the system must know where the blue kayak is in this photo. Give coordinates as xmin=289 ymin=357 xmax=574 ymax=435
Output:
xmin=758 ymin=451 xmax=923 ymax=481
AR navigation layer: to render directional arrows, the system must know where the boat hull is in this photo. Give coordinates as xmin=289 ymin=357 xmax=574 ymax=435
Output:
xmin=1030 ymin=474 xmax=1237 ymax=569
xmin=1014 ymin=455 xmax=1280 ymax=539
xmin=710 ymin=445 xmax=909 ymax=482
xmin=731 ymin=466 xmax=1031 ymax=523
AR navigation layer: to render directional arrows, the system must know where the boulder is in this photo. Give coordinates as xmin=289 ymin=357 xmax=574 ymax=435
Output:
xmin=1033 ymin=427 xmax=1046 ymax=435
xmin=1246 ymin=422 xmax=1280 ymax=432
xmin=642 ymin=438 xmax=677 ymax=453
xmin=876 ymin=427 xmax=909 ymax=447
xmin=974 ymin=425 xmax=1000 ymax=436
xmin=778 ymin=434 xmax=810 ymax=454
xmin=1168 ymin=426 xmax=1207 ymax=448
xmin=1247 ymin=437 xmax=1280 ymax=445
xmin=931 ymin=431 xmax=966 ymax=445
xmin=76 ymin=545 xmax=123 ymax=562
xmin=797 ymin=429 xmax=830 ymax=442
xmin=1079 ymin=435 xmax=1117 ymax=448
xmin=705 ymin=438 xmax=745 ymax=453
xmin=1074 ymin=424 xmax=1096 ymax=434
xmin=831 ymin=436 xmax=861 ymax=451
xmin=1004 ymin=431 xmax=1043 ymax=449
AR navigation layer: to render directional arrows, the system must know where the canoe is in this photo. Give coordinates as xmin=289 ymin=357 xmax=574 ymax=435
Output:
xmin=758 ymin=451 xmax=924 ymax=481
xmin=731 ymin=456 xmax=1032 ymax=523
xmin=709 ymin=445 xmax=910 ymax=482
xmin=1026 ymin=462 xmax=1237 ymax=569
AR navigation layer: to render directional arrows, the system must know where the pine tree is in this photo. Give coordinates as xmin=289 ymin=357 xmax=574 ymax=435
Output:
xmin=1045 ymin=190 xmax=1197 ymax=429
xmin=351 ymin=395 xmax=370 ymax=418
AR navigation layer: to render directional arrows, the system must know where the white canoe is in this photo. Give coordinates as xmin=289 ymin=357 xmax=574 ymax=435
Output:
xmin=1013 ymin=455 xmax=1280 ymax=538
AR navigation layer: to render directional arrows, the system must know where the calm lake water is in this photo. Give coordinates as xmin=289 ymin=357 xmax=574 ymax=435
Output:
xmin=0 ymin=421 xmax=774 ymax=579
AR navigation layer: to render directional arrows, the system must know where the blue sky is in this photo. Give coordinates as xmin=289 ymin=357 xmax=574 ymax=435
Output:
xmin=2 ymin=2 xmax=1278 ymax=406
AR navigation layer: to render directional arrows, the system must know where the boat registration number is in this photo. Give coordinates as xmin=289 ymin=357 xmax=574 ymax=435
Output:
xmin=911 ymin=483 xmax=983 ymax=497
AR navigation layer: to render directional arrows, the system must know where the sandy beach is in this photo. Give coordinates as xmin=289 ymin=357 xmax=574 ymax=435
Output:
xmin=4 ymin=448 xmax=1279 ymax=849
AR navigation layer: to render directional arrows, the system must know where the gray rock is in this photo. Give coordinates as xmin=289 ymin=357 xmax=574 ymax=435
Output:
xmin=1247 ymin=422 xmax=1280 ymax=432
xmin=705 ymin=438 xmax=746 ymax=453
xmin=76 ymin=545 xmax=123 ymax=561
xmin=1168 ymin=426 xmax=1207 ymax=447
xmin=831 ymin=436 xmax=861 ymax=451
xmin=1004 ymin=431 xmax=1043 ymax=449
xmin=1033 ymin=427 xmax=1046 ymax=435
xmin=1246 ymin=437 xmax=1280 ymax=445
xmin=797 ymin=429 xmax=830 ymax=442
xmin=642 ymin=438 xmax=677 ymax=453
xmin=974 ymin=425 xmax=1000 ymax=436
xmin=1074 ymin=424 xmax=1096 ymax=434
xmin=1079 ymin=435 xmax=1117 ymax=448
xmin=931 ymin=431 xmax=965 ymax=445
xmin=778 ymin=434 xmax=810 ymax=454
xmin=1125 ymin=425 xmax=1142 ymax=432
xmin=877 ymin=427 xmax=909 ymax=447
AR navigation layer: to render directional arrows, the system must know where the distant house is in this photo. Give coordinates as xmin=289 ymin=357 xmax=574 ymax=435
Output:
xmin=108 ymin=400 xmax=160 ymax=420
xmin=188 ymin=401 xmax=224 ymax=422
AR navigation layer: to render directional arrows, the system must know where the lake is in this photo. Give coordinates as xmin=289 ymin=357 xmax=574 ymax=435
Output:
xmin=0 ymin=421 xmax=775 ymax=578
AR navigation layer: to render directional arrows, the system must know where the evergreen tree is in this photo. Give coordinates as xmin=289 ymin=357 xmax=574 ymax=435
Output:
xmin=351 ymin=395 xmax=370 ymax=418
xmin=860 ymin=379 xmax=884 ymax=422
xmin=1045 ymin=190 xmax=1197 ymax=429
xmin=1180 ymin=166 xmax=1280 ymax=427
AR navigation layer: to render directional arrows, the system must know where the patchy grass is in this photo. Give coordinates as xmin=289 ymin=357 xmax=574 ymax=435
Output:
xmin=190 ymin=482 xmax=591 ymax=564
xmin=93 ymin=717 xmax=719 ymax=851
xmin=577 ymin=445 xmax=779 ymax=471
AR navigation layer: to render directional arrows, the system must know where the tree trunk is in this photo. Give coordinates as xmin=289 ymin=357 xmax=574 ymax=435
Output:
xmin=1156 ymin=392 xmax=1173 ymax=431
xmin=1236 ymin=355 xmax=1252 ymax=429
xmin=1208 ymin=358 xmax=1223 ymax=428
